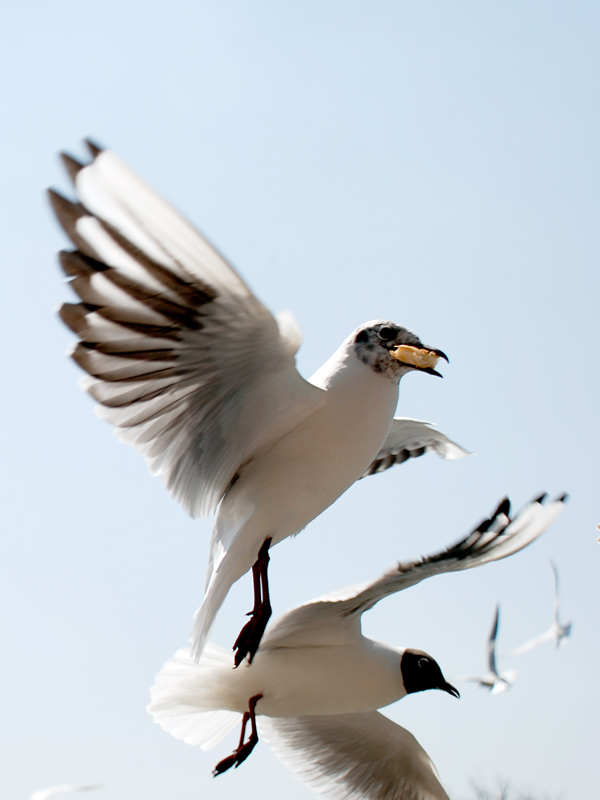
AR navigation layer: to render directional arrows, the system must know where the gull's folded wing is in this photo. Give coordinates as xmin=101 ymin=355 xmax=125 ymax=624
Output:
xmin=261 ymin=494 xmax=566 ymax=650
xmin=50 ymin=144 xmax=324 ymax=517
xmin=360 ymin=418 xmax=470 ymax=478
xmin=260 ymin=711 xmax=450 ymax=800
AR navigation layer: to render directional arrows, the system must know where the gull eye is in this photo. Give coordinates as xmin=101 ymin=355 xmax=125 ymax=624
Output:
xmin=418 ymin=657 xmax=430 ymax=669
xmin=378 ymin=326 xmax=396 ymax=341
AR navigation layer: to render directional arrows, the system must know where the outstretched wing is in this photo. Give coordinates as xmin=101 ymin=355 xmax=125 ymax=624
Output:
xmin=259 ymin=711 xmax=450 ymax=800
xmin=262 ymin=493 xmax=567 ymax=650
xmin=50 ymin=143 xmax=324 ymax=517
xmin=508 ymin=628 xmax=556 ymax=656
xmin=360 ymin=418 xmax=469 ymax=477
xmin=30 ymin=786 xmax=102 ymax=800
xmin=550 ymin=559 xmax=562 ymax=625
xmin=486 ymin=605 xmax=501 ymax=676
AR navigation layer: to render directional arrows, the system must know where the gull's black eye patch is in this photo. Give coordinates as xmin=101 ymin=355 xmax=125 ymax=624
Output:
xmin=378 ymin=326 xmax=396 ymax=341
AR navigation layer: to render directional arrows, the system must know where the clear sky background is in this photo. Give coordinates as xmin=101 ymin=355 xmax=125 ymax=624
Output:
xmin=2 ymin=2 xmax=598 ymax=799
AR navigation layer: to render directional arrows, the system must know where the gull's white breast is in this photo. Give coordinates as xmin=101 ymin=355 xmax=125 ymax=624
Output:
xmin=219 ymin=349 xmax=400 ymax=554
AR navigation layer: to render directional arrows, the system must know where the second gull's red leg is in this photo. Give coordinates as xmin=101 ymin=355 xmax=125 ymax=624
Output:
xmin=213 ymin=694 xmax=263 ymax=776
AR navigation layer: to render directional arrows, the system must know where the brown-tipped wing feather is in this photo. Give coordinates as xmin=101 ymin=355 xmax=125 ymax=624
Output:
xmin=50 ymin=147 xmax=323 ymax=517
xmin=361 ymin=417 xmax=470 ymax=477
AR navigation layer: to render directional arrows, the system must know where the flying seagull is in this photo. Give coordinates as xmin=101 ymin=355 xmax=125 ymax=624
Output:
xmin=49 ymin=141 xmax=468 ymax=664
xmin=509 ymin=560 xmax=572 ymax=655
xmin=29 ymin=786 xmax=101 ymax=800
xmin=148 ymin=492 xmax=565 ymax=798
xmin=457 ymin=605 xmax=516 ymax=694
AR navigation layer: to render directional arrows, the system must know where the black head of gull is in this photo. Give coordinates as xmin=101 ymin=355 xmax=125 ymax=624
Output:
xmin=401 ymin=649 xmax=460 ymax=698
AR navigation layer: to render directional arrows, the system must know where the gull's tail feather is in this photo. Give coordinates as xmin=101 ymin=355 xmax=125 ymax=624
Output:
xmin=191 ymin=559 xmax=241 ymax=661
xmin=193 ymin=508 xmax=257 ymax=660
xmin=148 ymin=644 xmax=241 ymax=750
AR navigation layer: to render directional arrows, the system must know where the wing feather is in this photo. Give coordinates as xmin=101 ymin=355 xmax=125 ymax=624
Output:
xmin=486 ymin=605 xmax=500 ymax=676
xmin=259 ymin=711 xmax=450 ymax=800
xmin=51 ymin=146 xmax=324 ymax=517
xmin=360 ymin=418 xmax=470 ymax=478
xmin=262 ymin=494 xmax=566 ymax=650
xmin=29 ymin=787 xmax=102 ymax=800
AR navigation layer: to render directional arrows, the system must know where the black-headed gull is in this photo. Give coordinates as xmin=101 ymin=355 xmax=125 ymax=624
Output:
xmin=457 ymin=605 xmax=517 ymax=694
xmin=509 ymin=560 xmax=572 ymax=655
xmin=148 ymin=493 xmax=565 ymax=798
xmin=49 ymin=141 xmax=468 ymax=664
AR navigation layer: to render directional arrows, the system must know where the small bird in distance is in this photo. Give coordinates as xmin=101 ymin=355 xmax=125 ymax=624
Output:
xmin=509 ymin=560 xmax=572 ymax=655
xmin=457 ymin=604 xmax=517 ymax=694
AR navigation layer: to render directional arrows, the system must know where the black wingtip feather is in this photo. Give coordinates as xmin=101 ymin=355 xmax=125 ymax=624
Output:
xmin=473 ymin=497 xmax=510 ymax=535
xmin=475 ymin=517 xmax=492 ymax=535
xmin=47 ymin=187 xmax=68 ymax=209
xmin=60 ymin=152 xmax=85 ymax=183
xmin=495 ymin=497 xmax=511 ymax=518
xmin=59 ymin=249 xmax=109 ymax=277
xmin=557 ymin=492 xmax=569 ymax=503
xmin=48 ymin=191 xmax=92 ymax=250
xmin=85 ymin=138 xmax=104 ymax=158
xmin=533 ymin=492 xmax=548 ymax=504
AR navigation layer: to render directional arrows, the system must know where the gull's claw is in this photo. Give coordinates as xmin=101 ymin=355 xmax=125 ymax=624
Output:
xmin=233 ymin=603 xmax=272 ymax=666
xmin=232 ymin=538 xmax=272 ymax=666
xmin=212 ymin=694 xmax=262 ymax=776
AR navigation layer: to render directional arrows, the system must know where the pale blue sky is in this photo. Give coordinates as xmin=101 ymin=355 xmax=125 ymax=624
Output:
xmin=2 ymin=2 xmax=599 ymax=799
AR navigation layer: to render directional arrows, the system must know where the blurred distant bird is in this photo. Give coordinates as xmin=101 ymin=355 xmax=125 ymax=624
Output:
xmin=49 ymin=141 xmax=467 ymax=665
xmin=29 ymin=786 xmax=101 ymax=800
xmin=509 ymin=560 xmax=572 ymax=655
xmin=149 ymin=493 xmax=565 ymax=798
xmin=458 ymin=605 xmax=516 ymax=694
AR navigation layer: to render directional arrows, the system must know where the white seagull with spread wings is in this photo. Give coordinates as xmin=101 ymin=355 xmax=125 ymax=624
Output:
xmin=149 ymin=493 xmax=565 ymax=799
xmin=49 ymin=141 xmax=468 ymax=664
xmin=509 ymin=560 xmax=572 ymax=655
xmin=457 ymin=604 xmax=517 ymax=695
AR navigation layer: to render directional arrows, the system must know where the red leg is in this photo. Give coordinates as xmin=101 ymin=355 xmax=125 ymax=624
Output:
xmin=213 ymin=694 xmax=263 ymax=776
xmin=232 ymin=538 xmax=273 ymax=667
xmin=248 ymin=555 xmax=262 ymax=616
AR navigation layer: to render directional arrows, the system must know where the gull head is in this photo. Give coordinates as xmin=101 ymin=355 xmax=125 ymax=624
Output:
xmin=353 ymin=321 xmax=448 ymax=380
xmin=400 ymin=649 xmax=460 ymax=699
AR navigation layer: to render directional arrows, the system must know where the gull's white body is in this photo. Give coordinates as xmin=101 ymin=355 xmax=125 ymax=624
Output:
xmin=160 ymin=639 xmax=406 ymax=721
xmin=149 ymin=494 xmax=565 ymax=800
xmin=150 ymin=643 xmax=448 ymax=800
xmin=50 ymin=143 xmax=468 ymax=661
xmin=222 ymin=340 xmax=400 ymax=555
xmin=199 ymin=337 xmax=400 ymax=650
